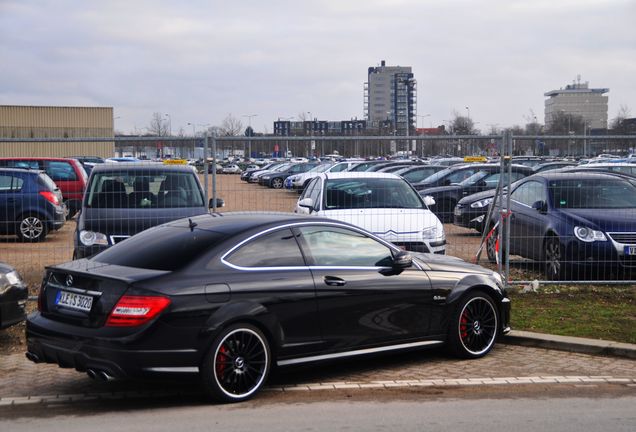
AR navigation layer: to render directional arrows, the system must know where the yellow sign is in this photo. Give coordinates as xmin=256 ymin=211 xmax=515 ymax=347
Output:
xmin=163 ymin=159 xmax=187 ymax=165
xmin=463 ymin=156 xmax=487 ymax=162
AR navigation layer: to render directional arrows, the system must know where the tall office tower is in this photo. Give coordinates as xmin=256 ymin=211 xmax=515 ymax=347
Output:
xmin=364 ymin=60 xmax=417 ymax=136
xmin=544 ymin=77 xmax=609 ymax=130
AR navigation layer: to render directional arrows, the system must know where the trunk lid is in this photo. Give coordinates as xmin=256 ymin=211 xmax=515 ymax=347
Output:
xmin=39 ymin=259 xmax=169 ymax=328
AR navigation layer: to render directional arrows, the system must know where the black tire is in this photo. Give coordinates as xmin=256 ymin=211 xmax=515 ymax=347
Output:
xmin=16 ymin=214 xmax=48 ymax=242
xmin=544 ymin=236 xmax=567 ymax=281
xmin=271 ymin=177 xmax=284 ymax=189
xmin=447 ymin=291 xmax=499 ymax=359
xmin=201 ymin=323 xmax=271 ymax=403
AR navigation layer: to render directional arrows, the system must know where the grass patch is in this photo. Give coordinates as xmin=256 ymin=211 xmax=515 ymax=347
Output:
xmin=509 ymin=287 xmax=636 ymax=344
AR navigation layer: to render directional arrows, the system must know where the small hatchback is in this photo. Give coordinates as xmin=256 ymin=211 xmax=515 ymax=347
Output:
xmin=0 ymin=168 xmax=66 ymax=241
xmin=294 ymin=172 xmax=446 ymax=254
xmin=0 ymin=157 xmax=87 ymax=218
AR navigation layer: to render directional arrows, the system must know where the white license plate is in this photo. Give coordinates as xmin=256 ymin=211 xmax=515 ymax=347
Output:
xmin=454 ymin=208 xmax=462 ymax=217
xmin=625 ymin=246 xmax=636 ymax=256
xmin=55 ymin=290 xmax=93 ymax=312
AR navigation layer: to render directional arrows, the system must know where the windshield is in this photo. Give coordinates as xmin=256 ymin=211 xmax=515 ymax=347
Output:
xmin=85 ymin=170 xmax=204 ymax=209
xmin=419 ymin=167 xmax=454 ymax=183
xmin=271 ymin=163 xmax=292 ymax=172
xmin=324 ymin=178 xmax=424 ymax=210
xmin=549 ymin=179 xmax=636 ymax=209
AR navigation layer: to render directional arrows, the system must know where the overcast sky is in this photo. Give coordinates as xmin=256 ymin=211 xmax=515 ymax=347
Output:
xmin=1 ymin=0 xmax=635 ymax=134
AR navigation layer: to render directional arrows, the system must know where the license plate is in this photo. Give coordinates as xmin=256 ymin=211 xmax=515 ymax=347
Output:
xmin=55 ymin=290 xmax=93 ymax=312
xmin=625 ymin=246 xmax=636 ymax=256
xmin=454 ymin=208 xmax=462 ymax=217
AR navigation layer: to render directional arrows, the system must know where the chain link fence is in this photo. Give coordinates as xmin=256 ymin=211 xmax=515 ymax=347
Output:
xmin=1 ymin=133 xmax=635 ymax=288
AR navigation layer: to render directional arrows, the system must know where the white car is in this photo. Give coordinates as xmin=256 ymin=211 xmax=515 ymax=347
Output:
xmin=294 ymin=172 xmax=446 ymax=254
xmin=222 ymin=164 xmax=242 ymax=174
xmin=287 ymin=161 xmax=359 ymax=192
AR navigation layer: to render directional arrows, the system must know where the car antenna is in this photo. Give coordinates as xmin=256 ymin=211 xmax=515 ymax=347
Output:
xmin=188 ymin=218 xmax=197 ymax=232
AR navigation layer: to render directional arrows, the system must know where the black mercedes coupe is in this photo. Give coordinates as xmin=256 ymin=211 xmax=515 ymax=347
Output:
xmin=26 ymin=212 xmax=510 ymax=403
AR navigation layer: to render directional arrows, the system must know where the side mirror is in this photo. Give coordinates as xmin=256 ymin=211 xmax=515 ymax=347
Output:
xmin=209 ymin=198 xmax=225 ymax=208
xmin=298 ymin=197 xmax=314 ymax=213
xmin=392 ymin=250 xmax=413 ymax=269
xmin=531 ymin=200 xmax=547 ymax=212
xmin=422 ymin=195 xmax=436 ymax=206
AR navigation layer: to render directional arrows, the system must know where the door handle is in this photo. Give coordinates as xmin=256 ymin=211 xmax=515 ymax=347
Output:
xmin=324 ymin=276 xmax=346 ymax=286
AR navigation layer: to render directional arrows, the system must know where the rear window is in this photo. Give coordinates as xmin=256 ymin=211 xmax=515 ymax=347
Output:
xmin=93 ymin=225 xmax=227 ymax=271
xmin=85 ymin=170 xmax=204 ymax=208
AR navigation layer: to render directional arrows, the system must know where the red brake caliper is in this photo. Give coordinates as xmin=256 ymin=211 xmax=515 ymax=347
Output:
xmin=216 ymin=345 xmax=228 ymax=378
xmin=460 ymin=310 xmax=469 ymax=340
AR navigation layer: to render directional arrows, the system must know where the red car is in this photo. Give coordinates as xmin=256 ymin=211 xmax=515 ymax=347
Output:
xmin=0 ymin=157 xmax=87 ymax=218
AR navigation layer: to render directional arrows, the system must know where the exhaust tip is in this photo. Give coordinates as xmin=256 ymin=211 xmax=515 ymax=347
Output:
xmin=25 ymin=352 xmax=41 ymax=363
xmin=97 ymin=370 xmax=115 ymax=382
xmin=86 ymin=369 xmax=97 ymax=380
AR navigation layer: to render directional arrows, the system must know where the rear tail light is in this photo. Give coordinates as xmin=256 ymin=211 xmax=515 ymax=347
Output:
xmin=106 ymin=295 xmax=171 ymax=327
xmin=39 ymin=191 xmax=60 ymax=206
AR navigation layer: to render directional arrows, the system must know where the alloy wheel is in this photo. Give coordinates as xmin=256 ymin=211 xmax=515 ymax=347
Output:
xmin=545 ymin=237 xmax=563 ymax=280
xmin=212 ymin=328 xmax=269 ymax=400
xmin=19 ymin=216 xmax=44 ymax=241
xmin=271 ymin=178 xmax=283 ymax=189
xmin=457 ymin=296 xmax=498 ymax=356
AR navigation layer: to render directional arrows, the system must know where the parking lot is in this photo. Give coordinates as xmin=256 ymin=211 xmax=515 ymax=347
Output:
xmin=0 ymin=173 xmax=486 ymax=287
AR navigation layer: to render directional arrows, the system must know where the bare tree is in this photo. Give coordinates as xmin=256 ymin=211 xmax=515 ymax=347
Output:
xmin=610 ymin=104 xmax=632 ymax=131
xmin=147 ymin=112 xmax=169 ymax=136
xmin=546 ymin=110 xmax=585 ymax=135
xmin=450 ymin=110 xmax=475 ymax=135
xmin=219 ymin=114 xmax=244 ymax=136
xmin=297 ymin=112 xmax=309 ymax=121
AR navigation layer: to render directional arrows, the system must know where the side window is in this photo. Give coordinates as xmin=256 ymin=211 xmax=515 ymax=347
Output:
xmin=0 ymin=175 xmax=24 ymax=191
xmin=225 ymin=228 xmax=305 ymax=267
xmin=46 ymin=161 xmax=78 ymax=181
xmin=8 ymin=160 xmax=39 ymax=170
xmin=297 ymin=226 xmax=393 ymax=267
xmin=511 ymin=181 xmax=545 ymax=206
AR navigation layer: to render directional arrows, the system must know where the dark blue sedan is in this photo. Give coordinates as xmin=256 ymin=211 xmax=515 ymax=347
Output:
xmin=486 ymin=172 xmax=636 ymax=280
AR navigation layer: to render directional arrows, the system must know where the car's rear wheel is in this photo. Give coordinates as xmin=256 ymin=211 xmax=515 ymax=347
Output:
xmin=201 ymin=324 xmax=270 ymax=403
xmin=271 ymin=178 xmax=284 ymax=189
xmin=447 ymin=291 xmax=499 ymax=359
xmin=16 ymin=214 xmax=48 ymax=242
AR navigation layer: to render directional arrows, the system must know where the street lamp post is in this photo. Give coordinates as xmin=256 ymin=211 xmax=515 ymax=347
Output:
xmin=165 ymin=114 xmax=172 ymax=136
xmin=243 ymin=114 xmax=258 ymax=160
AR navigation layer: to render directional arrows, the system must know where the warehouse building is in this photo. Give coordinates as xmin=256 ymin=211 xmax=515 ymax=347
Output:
xmin=0 ymin=105 xmax=114 ymax=157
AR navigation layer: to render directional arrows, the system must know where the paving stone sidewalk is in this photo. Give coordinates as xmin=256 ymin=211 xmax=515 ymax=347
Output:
xmin=1 ymin=343 xmax=635 ymax=401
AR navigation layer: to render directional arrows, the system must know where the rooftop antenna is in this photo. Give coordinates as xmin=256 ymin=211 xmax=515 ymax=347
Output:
xmin=577 ymin=74 xmax=581 ymax=85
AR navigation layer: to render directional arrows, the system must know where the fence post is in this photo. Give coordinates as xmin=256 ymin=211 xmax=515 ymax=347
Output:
xmin=203 ymin=134 xmax=209 ymax=203
xmin=212 ymin=136 xmax=218 ymax=212
xmin=503 ymin=130 xmax=513 ymax=286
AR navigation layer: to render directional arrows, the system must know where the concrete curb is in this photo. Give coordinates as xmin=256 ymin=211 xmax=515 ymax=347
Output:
xmin=503 ymin=330 xmax=636 ymax=359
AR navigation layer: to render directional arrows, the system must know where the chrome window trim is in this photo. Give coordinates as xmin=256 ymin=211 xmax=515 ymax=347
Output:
xmin=277 ymin=340 xmax=444 ymax=366
xmin=221 ymin=220 xmax=404 ymax=271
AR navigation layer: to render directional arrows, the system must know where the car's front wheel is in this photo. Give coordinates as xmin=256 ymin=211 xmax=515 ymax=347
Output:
xmin=201 ymin=324 xmax=271 ymax=403
xmin=447 ymin=291 xmax=499 ymax=359
xmin=544 ymin=236 xmax=568 ymax=281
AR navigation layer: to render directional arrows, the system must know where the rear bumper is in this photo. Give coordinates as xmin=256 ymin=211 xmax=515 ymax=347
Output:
xmin=26 ymin=312 xmax=202 ymax=378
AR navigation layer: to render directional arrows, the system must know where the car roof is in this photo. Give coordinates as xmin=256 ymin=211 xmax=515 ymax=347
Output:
xmin=90 ymin=163 xmax=195 ymax=173
xmin=321 ymin=172 xmax=402 ymax=180
xmin=529 ymin=171 xmax=634 ymax=181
